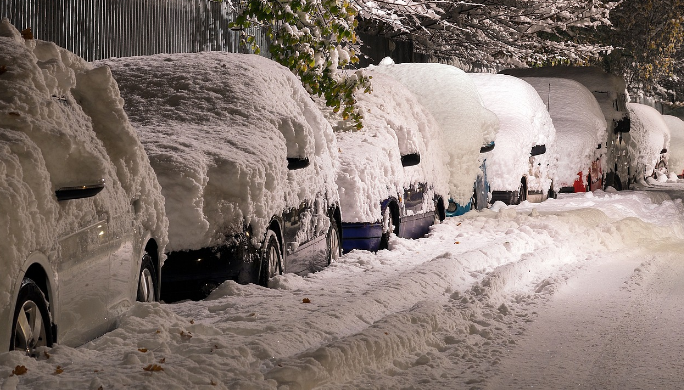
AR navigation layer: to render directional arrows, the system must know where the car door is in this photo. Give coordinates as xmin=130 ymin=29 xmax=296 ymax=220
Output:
xmin=56 ymin=199 xmax=112 ymax=346
xmin=107 ymin=199 xmax=139 ymax=317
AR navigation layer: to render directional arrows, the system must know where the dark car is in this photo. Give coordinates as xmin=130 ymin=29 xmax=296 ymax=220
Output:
xmin=104 ymin=52 xmax=342 ymax=301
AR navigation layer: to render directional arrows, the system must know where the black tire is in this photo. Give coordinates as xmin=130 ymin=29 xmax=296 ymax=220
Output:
xmin=604 ymin=172 xmax=623 ymax=191
xmin=516 ymin=179 xmax=528 ymax=204
xmin=327 ymin=218 xmax=341 ymax=265
xmin=259 ymin=230 xmax=282 ymax=287
xmin=137 ymin=251 xmax=157 ymax=302
xmin=379 ymin=205 xmax=398 ymax=250
xmin=10 ymin=278 xmax=53 ymax=356
xmin=587 ymin=174 xmax=592 ymax=192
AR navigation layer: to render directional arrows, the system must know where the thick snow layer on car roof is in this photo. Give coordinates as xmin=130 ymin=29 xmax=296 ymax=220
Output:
xmin=468 ymin=73 xmax=556 ymax=193
xmin=662 ymin=115 xmax=684 ymax=177
xmin=627 ymin=103 xmax=669 ymax=177
xmin=501 ymin=66 xmax=629 ymax=124
xmin=520 ymin=77 xmax=607 ymax=188
xmin=371 ymin=60 xmax=499 ymax=205
xmin=102 ymin=52 xmax=339 ymax=252
xmin=323 ymin=70 xmax=449 ymax=223
xmin=0 ymin=19 xmax=167 ymax=308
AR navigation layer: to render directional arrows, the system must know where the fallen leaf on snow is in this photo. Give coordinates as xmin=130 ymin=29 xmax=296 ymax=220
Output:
xmin=180 ymin=331 xmax=192 ymax=339
xmin=143 ymin=364 xmax=164 ymax=372
xmin=12 ymin=365 xmax=27 ymax=376
xmin=190 ymin=319 xmax=195 ymax=324
xmin=302 ymin=298 xmax=311 ymax=303
xmin=455 ymin=241 xmax=460 ymax=244
xmin=43 ymin=351 xmax=51 ymax=359
xmin=138 ymin=348 xmax=148 ymax=353
xmin=54 ymin=366 xmax=63 ymax=375
xmin=159 ymin=358 xmax=166 ymax=363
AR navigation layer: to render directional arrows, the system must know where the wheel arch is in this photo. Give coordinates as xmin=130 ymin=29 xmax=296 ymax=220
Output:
xmin=3 ymin=252 xmax=58 ymax=351
xmin=143 ymin=238 xmax=161 ymax=300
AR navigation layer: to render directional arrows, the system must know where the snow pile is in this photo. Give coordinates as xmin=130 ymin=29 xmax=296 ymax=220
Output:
xmin=0 ymin=19 xmax=167 ymax=323
xmin=468 ymin=73 xmax=556 ymax=194
xmin=627 ymin=103 xmax=669 ymax=178
xmin=371 ymin=59 xmax=499 ymax=205
xmin=520 ymin=77 xmax=607 ymax=188
xmin=323 ymin=70 xmax=449 ymax=222
xmin=662 ymin=115 xmax=684 ymax=177
xmin=102 ymin=52 xmax=339 ymax=251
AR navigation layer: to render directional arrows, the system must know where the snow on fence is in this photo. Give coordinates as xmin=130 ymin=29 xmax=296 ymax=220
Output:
xmin=1 ymin=0 xmax=270 ymax=61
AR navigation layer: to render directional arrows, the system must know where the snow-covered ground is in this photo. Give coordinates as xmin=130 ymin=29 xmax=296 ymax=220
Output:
xmin=2 ymin=182 xmax=684 ymax=389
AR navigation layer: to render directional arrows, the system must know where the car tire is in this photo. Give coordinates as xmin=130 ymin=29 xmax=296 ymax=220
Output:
xmin=379 ymin=205 xmax=397 ymax=250
xmin=327 ymin=218 xmax=341 ymax=265
xmin=259 ymin=230 xmax=282 ymax=287
xmin=11 ymin=278 xmax=53 ymax=356
xmin=137 ymin=251 xmax=157 ymax=302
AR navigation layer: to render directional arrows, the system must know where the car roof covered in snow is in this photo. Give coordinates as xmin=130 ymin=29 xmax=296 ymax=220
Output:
xmin=627 ymin=103 xmax=670 ymax=177
xmin=519 ymin=76 xmax=607 ymax=187
xmin=101 ymin=52 xmax=338 ymax=251
xmin=370 ymin=59 xmax=499 ymax=205
xmin=468 ymin=73 xmax=556 ymax=192
xmin=322 ymin=69 xmax=449 ymax=223
xmin=662 ymin=115 xmax=684 ymax=177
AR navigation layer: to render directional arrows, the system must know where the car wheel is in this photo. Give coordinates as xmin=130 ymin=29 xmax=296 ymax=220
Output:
xmin=137 ymin=251 xmax=157 ymax=302
xmin=259 ymin=230 xmax=282 ymax=287
xmin=327 ymin=218 xmax=341 ymax=264
xmin=379 ymin=205 xmax=397 ymax=250
xmin=11 ymin=278 xmax=53 ymax=357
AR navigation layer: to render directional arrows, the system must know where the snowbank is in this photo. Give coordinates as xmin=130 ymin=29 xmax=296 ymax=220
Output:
xmin=3 ymin=185 xmax=684 ymax=389
xmin=663 ymin=115 xmax=684 ymax=177
xmin=101 ymin=52 xmax=339 ymax=251
xmin=323 ymin=70 xmax=449 ymax=223
xmin=627 ymin=103 xmax=670 ymax=178
xmin=0 ymin=18 xmax=167 ymax=349
xmin=370 ymin=59 xmax=499 ymax=205
xmin=520 ymin=77 xmax=607 ymax=188
xmin=468 ymin=73 xmax=556 ymax=194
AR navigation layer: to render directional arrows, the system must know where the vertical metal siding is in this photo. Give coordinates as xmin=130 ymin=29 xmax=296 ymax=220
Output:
xmin=1 ymin=0 xmax=269 ymax=61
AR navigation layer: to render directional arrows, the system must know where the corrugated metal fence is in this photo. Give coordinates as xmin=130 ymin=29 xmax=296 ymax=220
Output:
xmin=1 ymin=0 xmax=270 ymax=61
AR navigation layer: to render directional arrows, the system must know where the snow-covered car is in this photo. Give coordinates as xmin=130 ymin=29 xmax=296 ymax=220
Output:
xmin=502 ymin=66 xmax=631 ymax=190
xmin=103 ymin=52 xmax=341 ymax=301
xmin=323 ymin=70 xmax=449 ymax=252
xmin=0 ymin=20 xmax=168 ymax=355
xmin=469 ymin=73 xmax=556 ymax=204
xmin=662 ymin=115 xmax=684 ymax=178
xmin=627 ymin=103 xmax=670 ymax=182
xmin=517 ymin=77 xmax=607 ymax=193
xmin=371 ymin=59 xmax=499 ymax=215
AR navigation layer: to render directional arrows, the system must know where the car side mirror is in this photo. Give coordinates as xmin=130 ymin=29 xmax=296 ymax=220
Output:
xmin=480 ymin=141 xmax=495 ymax=153
xmin=530 ymin=144 xmax=546 ymax=156
xmin=55 ymin=180 xmax=105 ymax=201
xmin=287 ymin=157 xmax=310 ymax=170
xmin=401 ymin=153 xmax=421 ymax=167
